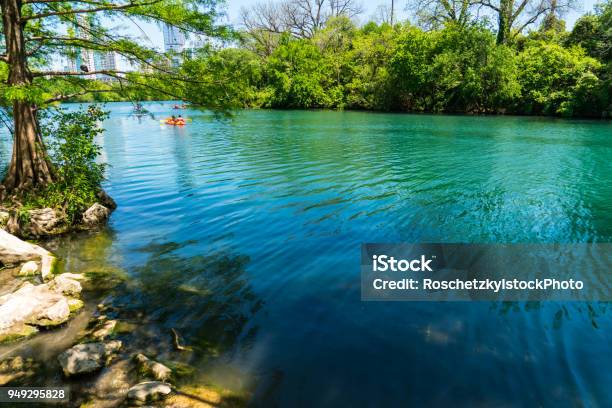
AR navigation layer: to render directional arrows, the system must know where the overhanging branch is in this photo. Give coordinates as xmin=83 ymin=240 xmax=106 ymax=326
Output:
xmin=32 ymin=69 xmax=129 ymax=77
xmin=103 ymin=72 xmax=189 ymax=103
xmin=44 ymin=88 xmax=116 ymax=103
xmin=22 ymin=0 xmax=162 ymax=21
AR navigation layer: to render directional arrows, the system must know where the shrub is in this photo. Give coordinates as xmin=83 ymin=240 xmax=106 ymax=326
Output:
xmin=516 ymin=41 xmax=604 ymax=116
xmin=389 ymin=24 xmax=520 ymax=113
xmin=24 ymin=105 xmax=109 ymax=223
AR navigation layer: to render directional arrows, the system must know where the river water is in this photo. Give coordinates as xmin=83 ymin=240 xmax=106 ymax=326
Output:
xmin=1 ymin=103 xmax=611 ymax=406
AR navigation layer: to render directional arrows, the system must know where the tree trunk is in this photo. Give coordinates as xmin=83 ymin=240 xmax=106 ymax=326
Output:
xmin=1 ymin=0 xmax=54 ymax=194
xmin=496 ymin=0 xmax=513 ymax=45
xmin=541 ymin=0 xmax=559 ymax=31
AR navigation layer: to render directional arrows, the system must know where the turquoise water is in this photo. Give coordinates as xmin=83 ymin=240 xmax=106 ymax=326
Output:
xmin=3 ymin=103 xmax=612 ymax=406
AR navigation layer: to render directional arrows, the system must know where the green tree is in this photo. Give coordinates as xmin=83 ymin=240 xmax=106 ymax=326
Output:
xmin=36 ymin=105 xmax=108 ymax=222
xmin=477 ymin=0 xmax=575 ymax=45
xmin=389 ymin=26 xmax=437 ymax=111
xmin=567 ymin=1 xmax=611 ymax=61
xmin=0 ymin=0 xmax=228 ymax=195
xmin=345 ymin=22 xmax=399 ymax=110
xmin=431 ymin=24 xmax=520 ymax=112
xmin=517 ymin=40 xmax=604 ymax=116
xmin=410 ymin=0 xmax=478 ymax=29
xmin=389 ymin=24 xmax=520 ymax=113
xmin=181 ymin=47 xmax=266 ymax=109
xmin=266 ymin=36 xmax=337 ymax=108
xmin=194 ymin=1 xmax=609 ymax=118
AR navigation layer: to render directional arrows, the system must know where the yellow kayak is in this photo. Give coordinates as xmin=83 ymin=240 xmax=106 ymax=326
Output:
xmin=160 ymin=118 xmax=190 ymax=125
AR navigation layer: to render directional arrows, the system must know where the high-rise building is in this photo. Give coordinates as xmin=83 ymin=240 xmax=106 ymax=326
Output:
xmin=94 ymin=51 xmax=117 ymax=81
xmin=184 ymin=36 xmax=208 ymax=59
xmin=74 ymin=15 xmax=96 ymax=74
xmin=162 ymin=23 xmax=186 ymax=67
xmin=72 ymin=15 xmax=118 ymax=80
xmin=75 ymin=49 xmax=96 ymax=74
xmin=64 ymin=55 xmax=77 ymax=72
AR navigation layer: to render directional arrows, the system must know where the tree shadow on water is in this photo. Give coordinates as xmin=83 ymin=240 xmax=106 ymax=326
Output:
xmin=109 ymin=240 xmax=263 ymax=365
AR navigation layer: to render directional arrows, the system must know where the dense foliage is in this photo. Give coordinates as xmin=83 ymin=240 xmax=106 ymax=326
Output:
xmin=19 ymin=106 xmax=108 ymax=223
xmin=182 ymin=2 xmax=611 ymax=118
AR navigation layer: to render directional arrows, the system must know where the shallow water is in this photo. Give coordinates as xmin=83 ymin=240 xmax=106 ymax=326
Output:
xmin=1 ymin=103 xmax=611 ymax=406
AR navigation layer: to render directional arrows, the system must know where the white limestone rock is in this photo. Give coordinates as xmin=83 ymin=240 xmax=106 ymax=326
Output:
xmin=18 ymin=261 xmax=39 ymax=276
xmin=49 ymin=274 xmax=82 ymax=297
xmin=127 ymin=381 xmax=172 ymax=405
xmin=28 ymin=208 xmax=67 ymax=237
xmin=57 ymin=340 xmax=122 ymax=376
xmin=82 ymin=203 xmax=110 ymax=227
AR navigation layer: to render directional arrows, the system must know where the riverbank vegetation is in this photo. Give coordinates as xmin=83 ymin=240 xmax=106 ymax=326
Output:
xmin=17 ymin=106 xmax=108 ymax=224
xmin=186 ymin=0 xmax=610 ymax=118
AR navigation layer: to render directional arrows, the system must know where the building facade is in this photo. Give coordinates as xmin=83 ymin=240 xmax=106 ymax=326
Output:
xmin=72 ymin=15 xmax=117 ymax=80
xmin=162 ymin=23 xmax=186 ymax=67
xmin=94 ymin=51 xmax=118 ymax=81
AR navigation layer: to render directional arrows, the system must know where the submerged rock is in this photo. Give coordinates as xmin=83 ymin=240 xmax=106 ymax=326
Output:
xmin=0 ymin=273 xmax=86 ymax=342
xmin=127 ymin=381 xmax=172 ymax=405
xmin=92 ymin=319 xmax=117 ymax=340
xmin=0 ymin=356 xmax=38 ymax=385
xmin=58 ymin=340 xmax=122 ymax=376
xmin=135 ymin=353 xmax=172 ymax=382
xmin=165 ymin=384 xmax=234 ymax=408
xmin=49 ymin=274 xmax=82 ymax=296
xmin=82 ymin=203 xmax=111 ymax=227
xmin=61 ymin=272 xmax=86 ymax=281
xmin=81 ymin=359 xmax=134 ymax=407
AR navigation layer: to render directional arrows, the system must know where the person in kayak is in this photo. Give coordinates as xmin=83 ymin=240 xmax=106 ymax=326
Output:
xmin=165 ymin=115 xmax=186 ymax=125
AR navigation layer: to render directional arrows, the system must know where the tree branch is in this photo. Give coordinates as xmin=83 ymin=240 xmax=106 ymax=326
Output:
xmin=44 ymin=89 xmax=116 ymax=103
xmin=24 ymin=0 xmax=106 ymax=4
xmin=22 ymin=0 xmax=161 ymax=21
xmin=512 ymin=0 xmax=532 ymax=20
xmin=475 ymin=0 xmax=499 ymax=12
xmin=105 ymin=72 xmax=187 ymax=102
xmin=26 ymin=42 xmax=47 ymax=56
xmin=513 ymin=7 xmax=550 ymax=36
xmin=32 ymin=69 xmax=129 ymax=77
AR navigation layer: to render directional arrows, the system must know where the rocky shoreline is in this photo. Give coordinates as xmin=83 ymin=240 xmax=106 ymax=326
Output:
xmin=0 ymin=190 xmax=116 ymax=239
xmin=0 ymin=202 xmax=247 ymax=407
